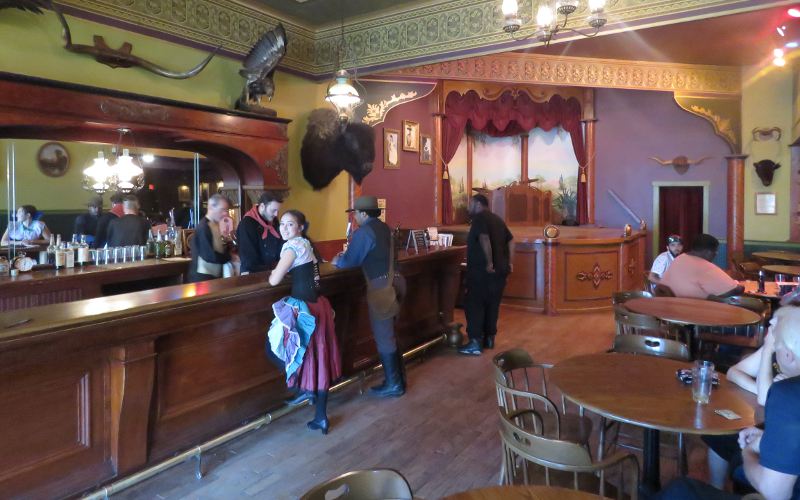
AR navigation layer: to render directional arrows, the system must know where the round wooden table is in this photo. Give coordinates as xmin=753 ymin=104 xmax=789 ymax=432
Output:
xmin=443 ymin=485 xmax=605 ymax=500
xmin=740 ymin=280 xmax=780 ymax=299
xmin=550 ymin=353 xmax=758 ymax=494
xmin=763 ymin=264 xmax=800 ymax=277
xmin=752 ymin=251 xmax=800 ymax=264
xmin=624 ymin=297 xmax=760 ymax=327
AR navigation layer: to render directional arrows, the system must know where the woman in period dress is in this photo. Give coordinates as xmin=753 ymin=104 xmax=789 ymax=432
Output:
xmin=266 ymin=210 xmax=342 ymax=434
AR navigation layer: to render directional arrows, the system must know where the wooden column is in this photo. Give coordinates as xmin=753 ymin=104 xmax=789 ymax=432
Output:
xmin=434 ymin=81 xmax=445 ymax=224
xmin=583 ymin=118 xmax=598 ymax=224
xmin=466 ymin=133 xmax=474 ymax=196
xmin=110 ymin=340 xmax=156 ymax=474
xmin=521 ymin=134 xmax=529 ymax=181
xmin=726 ymin=154 xmax=748 ymax=270
xmin=543 ymin=238 xmax=559 ymax=315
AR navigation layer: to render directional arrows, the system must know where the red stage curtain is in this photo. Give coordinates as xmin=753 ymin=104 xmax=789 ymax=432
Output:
xmin=441 ymin=90 xmax=587 ymax=224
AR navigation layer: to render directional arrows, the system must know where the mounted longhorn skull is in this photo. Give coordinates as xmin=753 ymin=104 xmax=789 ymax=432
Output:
xmin=649 ymin=155 xmax=711 ymax=175
xmin=753 ymin=159 xmax=781 ymax=186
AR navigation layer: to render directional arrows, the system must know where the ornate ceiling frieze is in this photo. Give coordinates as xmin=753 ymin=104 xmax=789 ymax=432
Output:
xmin=381 ymin=53 xmax=741 ymax=96
xmin=58 ymin=0 xmax=784 ymax=78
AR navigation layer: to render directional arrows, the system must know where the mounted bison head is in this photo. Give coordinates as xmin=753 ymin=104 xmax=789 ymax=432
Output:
xmin=301 ymin=108 xmax=375 ymax=190
xmin=754 ymin=159 xmax=781 ymax=186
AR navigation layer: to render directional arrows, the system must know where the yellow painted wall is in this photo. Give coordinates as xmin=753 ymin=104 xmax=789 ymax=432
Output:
xmin=0 ymin=10 xmax=347 ymax=240
xmin=742 ymin=64 xmax=794 ymax=242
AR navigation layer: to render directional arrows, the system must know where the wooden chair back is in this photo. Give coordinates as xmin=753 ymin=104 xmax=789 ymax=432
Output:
xmin=642 ymin=272 xmax=657 ymax=294
xmin=614 ymin=307 xmax=662 ymax=337
xmin=299 ymin=469 xmax=413 ymax=500
xmin=499 ymin=409 xmax=639 ymax=499
xmin=612 ymin=290 xmax=653 ymax=305
xmin=612 ymin=334 xmax=690 ymax=361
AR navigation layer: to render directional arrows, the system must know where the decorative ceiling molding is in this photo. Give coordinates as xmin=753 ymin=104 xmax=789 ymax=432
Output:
xmin=674 ymin=93 xmax=742 ymax=153
xmin=381 ymin=52 xmax=741 ymax=96
xmin=57 ymin=0 xmax=787 ymax=78
xmin=442 ymin=80 xmax=586 ymax=103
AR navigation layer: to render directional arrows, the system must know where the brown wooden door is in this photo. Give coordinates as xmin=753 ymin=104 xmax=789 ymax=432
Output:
xmin=659 ymin=186 xmax=703 ymax=250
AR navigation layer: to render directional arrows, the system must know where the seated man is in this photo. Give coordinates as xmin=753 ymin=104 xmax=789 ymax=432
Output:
xmin=654 ymin=305 xmax=800 ymax=500
xmin=660 ymin=233 xmax=743 ymax=299
xmin=106 ymin=195 xmax=150 ymax=247
xmin=73 ymin=196 xmax=102 ymax=244
xmin=650 ymin=234 xmax=683 ymax=281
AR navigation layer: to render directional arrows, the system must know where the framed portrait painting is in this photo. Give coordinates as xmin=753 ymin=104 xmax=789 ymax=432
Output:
xmin=420 ymin=134 xmax=433 ymax=164
xmin=37 ymin=142 xmax=69 ymax=177
xmin=384 ymin=128 xmax=400 ymax=169
xmin=402 ymin=120 xmax=419 ymax=152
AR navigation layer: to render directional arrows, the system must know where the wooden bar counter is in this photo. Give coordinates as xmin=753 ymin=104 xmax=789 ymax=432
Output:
xmin=0 ymin=257 xmax=191 ymax=312
xmin=0 ymin=246 xmax=463 ymax=499
xmin=442 ymin=225 xmax=646 ymax=314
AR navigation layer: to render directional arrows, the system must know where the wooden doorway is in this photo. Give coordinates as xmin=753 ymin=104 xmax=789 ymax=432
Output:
xmin=652 ymin=182 xmax=709 ymax=252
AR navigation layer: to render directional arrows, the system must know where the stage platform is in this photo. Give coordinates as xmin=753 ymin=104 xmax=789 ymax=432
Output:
xmin=440 ymin=225 xmax=647 ymax=314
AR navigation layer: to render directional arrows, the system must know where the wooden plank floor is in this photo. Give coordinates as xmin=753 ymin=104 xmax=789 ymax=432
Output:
xmin=113 ymin=306 xmax=711 ymax=499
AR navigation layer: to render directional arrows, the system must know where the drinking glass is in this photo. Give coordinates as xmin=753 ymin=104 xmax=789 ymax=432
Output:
xmin=102 ymin=248 xmax=110 ymax=265
xmin=692 ymin=360 xmax=714 ymax=404
xmin=113 ymin=247 xmax=123 ymax=264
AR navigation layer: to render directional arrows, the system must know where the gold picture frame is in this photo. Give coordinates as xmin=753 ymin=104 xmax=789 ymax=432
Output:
xmin=384 ymin=128 xmax=400 ymax=169
xmin=402 ymin=120 xmax=419 ymax=152
xmin=420 ymin=134 xmax=433 ymax=164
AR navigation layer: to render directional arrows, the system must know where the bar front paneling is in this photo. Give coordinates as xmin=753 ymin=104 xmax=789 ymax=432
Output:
xmin=0 ymin=246 xmax=464 ymax=499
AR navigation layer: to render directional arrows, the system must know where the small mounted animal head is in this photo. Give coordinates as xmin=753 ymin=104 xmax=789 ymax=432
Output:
xmin=648 ymin=155 xmax=711 ymax=175
xmin=753 ymin=159 xmax=781 ymax=186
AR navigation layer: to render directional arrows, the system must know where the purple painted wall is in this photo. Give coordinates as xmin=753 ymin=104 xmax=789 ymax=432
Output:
xmin=361 ymin=92 xmax=437 ymax=229
xmin=594 ymin=88 xmax=731 ymax=258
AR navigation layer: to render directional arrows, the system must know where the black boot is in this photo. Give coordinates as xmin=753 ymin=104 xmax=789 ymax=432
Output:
xmin=483 ymin=335 xmax=495 ymax=349
xmin=284 ymin=388 xmax=315 ymax=406
xmin=307 ymin=390 xmax=330 ymax=435
xmin=371 ymin=351 xmax=405 ymax=398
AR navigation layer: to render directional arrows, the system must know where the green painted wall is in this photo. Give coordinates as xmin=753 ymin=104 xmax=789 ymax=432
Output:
xmin=742 ymin=64 xmax=794 ymax=242
xmin=0 ymin=10 xmax=347 ymax=240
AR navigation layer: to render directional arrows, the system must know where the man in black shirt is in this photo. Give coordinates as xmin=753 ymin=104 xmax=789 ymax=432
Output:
xmin=106 ymin=195 xmax=150 ymax=247
xmin=93 ymin=192 xmax=124 ymax=248
xmin=458 ymin=194 xmax=514 ymax=356
xmin=73 ymin=196 xmax=102 ymax=243
xmin=237 ymin=191 xmax=284 ymax=274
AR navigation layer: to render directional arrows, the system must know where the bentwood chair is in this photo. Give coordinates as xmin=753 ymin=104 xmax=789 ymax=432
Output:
xmin=611 ymin=290 xmax=653 ymax=305
xmin=653 ymin=283 xmax=676 ymax=297
xmin=499 ymin=409 xmax=639 ymax=500
xmin=698 ymin=295 xmax=768 ymax=366
xmin=613 ymin=305 xmax=674 ymax=340
xmin=602 ymin=335 xmax=690 ymax=474
xmin=299 ymin=469 xmax=413 ymax=500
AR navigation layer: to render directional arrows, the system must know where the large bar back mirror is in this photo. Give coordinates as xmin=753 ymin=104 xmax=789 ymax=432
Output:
xmin=0 ymin=139 xmax=242 ymax=243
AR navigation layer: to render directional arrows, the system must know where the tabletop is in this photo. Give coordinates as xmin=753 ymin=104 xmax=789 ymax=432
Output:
xmin=443 ymin=485 xmax=606 ymax=500
xmin=550 ymin=353 xmax=757 ymax=435
xmin=740 ymin=280 xmax=781 ymax=299
xmin=763 ymin=265 xmax=800 ymax=277
xmin=752 ymin=251 xmax=800 ymax=263
xmin=624 ymin=297 xmax=760 ymax=327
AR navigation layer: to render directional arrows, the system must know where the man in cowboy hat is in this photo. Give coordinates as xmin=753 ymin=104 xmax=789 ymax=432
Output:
xmin=332 ymin=195 xmax=405 ymax=398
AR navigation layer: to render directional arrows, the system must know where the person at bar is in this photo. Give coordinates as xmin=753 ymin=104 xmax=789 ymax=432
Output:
xmin=654 ymin=305 xmax=800 ymax=500
xmin=106 ymin=195 xmax=150 ymax=247
xmin=93 ymin=193 xmax=124 ymax=248
xmin=458 ymin=193 xmax=514 ymax=356
xmin=332 ymin=195 xmax=405 ymax=398
xmin=660 ymin=233 xmax=744 ymax=299
xmin=1 ymin=204 xmax=51 ymax=245
xmin=649 ymin=234 xmax=683 ymax=281
xmin=73 ymin=196 xmax=102 ymax=245
xmin=188 ymin=194 xmax=232 ymax=282
xmin=266 ymin=210 xmax=341 ymax=435
xmin=237 ymin=191 xmax=284 ymax=275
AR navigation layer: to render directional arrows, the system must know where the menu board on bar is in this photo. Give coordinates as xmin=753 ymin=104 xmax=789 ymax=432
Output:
xmin=406 ymin=229 xmax=428 ymax=253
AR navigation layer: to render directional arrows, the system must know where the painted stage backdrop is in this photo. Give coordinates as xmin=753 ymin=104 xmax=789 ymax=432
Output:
xmin=448 ymin=127 xmax=579 ymax=224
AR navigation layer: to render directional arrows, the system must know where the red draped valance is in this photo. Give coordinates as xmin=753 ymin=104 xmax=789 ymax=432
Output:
xmin=441 ymin=90 xmax=587 ymax=225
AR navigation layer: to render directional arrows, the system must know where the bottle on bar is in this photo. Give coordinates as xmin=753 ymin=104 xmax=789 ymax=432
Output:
xmin=146 ymin=229 xmax=156 ymax=258
xmin=163 ymin=232 xmax=174 ymax=258
xmin=54 ymin=238 xmax=65 ymax=269
xmin=64 ymin=242 xmax=75 ymax=268
xmin=70 ymin=234 xmax=79 ymax=264
xmin=155 ymin=231 xmax=164 ymax=259
xmin=77 ymin=235 xmax=90 ymax=266
xmin=47 ymin=234 xmax=56 ymax=265
xmin=173 ymin=228 xmax=183 ymax=257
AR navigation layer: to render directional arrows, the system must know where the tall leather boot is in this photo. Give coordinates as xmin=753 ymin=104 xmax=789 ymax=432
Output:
xmin=371 ymin=351 xmax=405 ymax=398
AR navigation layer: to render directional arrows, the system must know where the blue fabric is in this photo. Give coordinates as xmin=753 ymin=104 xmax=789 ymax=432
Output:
xmin=266 ymin=297 xmax=316 ymax=385
xmin=334 ymin=222 xmax=375 ymax=269
xmin=759 ymin=377 xmax=800 ymax=499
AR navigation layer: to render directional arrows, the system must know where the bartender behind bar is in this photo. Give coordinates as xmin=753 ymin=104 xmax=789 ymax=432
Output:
xmin=73 ymin=196 xmax=102 ymax=245
xmin=237 ymin=191 xmax=284 ymax=275
xmin=106 ymin=195 xmax=150 ymax=247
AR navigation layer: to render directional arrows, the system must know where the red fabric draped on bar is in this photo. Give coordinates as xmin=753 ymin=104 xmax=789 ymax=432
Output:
xmin=441 ymin=90 xmax=588 ymax=224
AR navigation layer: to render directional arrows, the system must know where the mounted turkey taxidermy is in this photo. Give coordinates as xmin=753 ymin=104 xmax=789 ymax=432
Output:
xmin=649 ymin=155 xmax=711 ymax=175
xmin=235 ymin=24 xmax=287 ymax=115
xmin=301 ymin=108 xmax=375 ymax=190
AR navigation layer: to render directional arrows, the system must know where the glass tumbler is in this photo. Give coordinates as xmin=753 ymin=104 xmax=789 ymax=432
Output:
xmin=692 ymin=360 xmax=714 ymax=404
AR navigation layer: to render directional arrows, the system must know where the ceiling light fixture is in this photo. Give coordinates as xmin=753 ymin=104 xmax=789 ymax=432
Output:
xmin=501 ymin=0 xmax=607 ymax=45
xmin=324 ymin=3 xmax=365 ymax=124
xmin=788 ymin=8 xmax=800 ymax=18
xmin=82 ymin=128 xmax=145 ymax=194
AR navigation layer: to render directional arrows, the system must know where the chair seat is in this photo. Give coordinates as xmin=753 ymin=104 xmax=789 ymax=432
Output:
xmin=562 ymin=414 xmax=594 ymax=445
